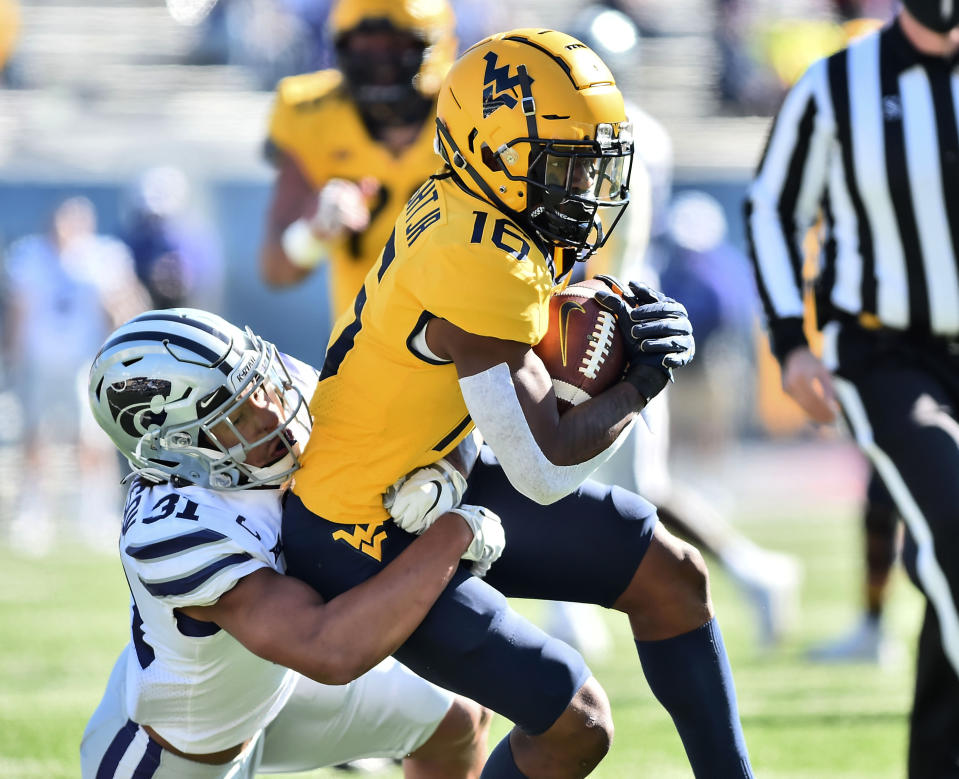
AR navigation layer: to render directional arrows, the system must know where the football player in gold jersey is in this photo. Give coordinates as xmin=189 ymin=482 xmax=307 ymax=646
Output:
xmin=259 ymin=0 xmax=457 ymax=321
xmin=284 ymin=30 xmax=753 ymax=778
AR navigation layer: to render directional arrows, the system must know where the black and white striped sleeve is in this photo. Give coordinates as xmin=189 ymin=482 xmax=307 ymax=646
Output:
xmin=745 ymin=58 xmax=836 ymax=362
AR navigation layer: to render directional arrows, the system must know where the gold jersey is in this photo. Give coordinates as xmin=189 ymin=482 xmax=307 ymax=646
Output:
xmin=267 ymin=69 xmax=443 ymax=319
xmin=292 ymin=173 xmax=556 ymax=558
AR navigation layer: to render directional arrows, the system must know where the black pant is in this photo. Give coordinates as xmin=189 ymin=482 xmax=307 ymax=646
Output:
xmin=282 ymin=448 xmax=657 ymax=735
xmin=833 ymin=324 xmax=959 ymax=777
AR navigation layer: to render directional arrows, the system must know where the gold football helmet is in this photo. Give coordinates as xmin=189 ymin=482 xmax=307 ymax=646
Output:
xmin=330 ymin=0 xmax=457 ymax=117
xmin=435 ymin=29 xmax=633 ymax=260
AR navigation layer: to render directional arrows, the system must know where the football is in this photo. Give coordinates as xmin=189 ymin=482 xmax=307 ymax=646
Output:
xmin=534 ymin=278 xmax=626 ymax=412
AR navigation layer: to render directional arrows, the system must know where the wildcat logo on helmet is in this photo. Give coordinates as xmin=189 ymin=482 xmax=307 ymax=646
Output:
xmin=106 ymin=378 xmax=171 ymax=437
xmin=481 ymin=52 xmax=528 ymax=118
xmin=89 ymin=308 xmax=314 ymax=490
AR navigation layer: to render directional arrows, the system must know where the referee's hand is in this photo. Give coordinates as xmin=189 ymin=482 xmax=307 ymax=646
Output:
xmin=782 ymin=347 xmax=839 ymax=424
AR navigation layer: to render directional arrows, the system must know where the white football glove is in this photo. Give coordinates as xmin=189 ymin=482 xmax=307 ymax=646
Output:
xmin=309 ymin=178 xmax=372 ymax=238
xmin=449 ymin=505 xmax=505 ymax=578
xmin=383 ymin=458 xmax=468 ymax=535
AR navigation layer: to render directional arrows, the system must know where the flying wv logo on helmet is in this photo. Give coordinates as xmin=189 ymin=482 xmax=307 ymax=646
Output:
xmin=481 ymin=52 xmax=531 ymax=119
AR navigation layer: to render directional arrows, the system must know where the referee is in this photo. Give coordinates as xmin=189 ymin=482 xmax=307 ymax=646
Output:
xmin=745 ymin=2 xmax=959 ymax=775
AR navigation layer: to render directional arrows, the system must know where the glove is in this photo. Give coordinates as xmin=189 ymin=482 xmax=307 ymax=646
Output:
xmin=593 ymin=273 xmax=631 ymax=299
xmin=594 ymin=275 xmax=667 ymax=306
xmin=383 ymin=458 xmax=468 ymax=535
xmin=309 ymin=178 xmax=373 ymax=239
xmin=449 ymin=505 xmax=505 ymax=578
xmin=594 ymin=283 xmax=695 ymax=405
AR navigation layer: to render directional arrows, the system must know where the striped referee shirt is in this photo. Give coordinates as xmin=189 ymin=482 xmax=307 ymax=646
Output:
xmin=744 ymin=19 xmax=959 ymax=363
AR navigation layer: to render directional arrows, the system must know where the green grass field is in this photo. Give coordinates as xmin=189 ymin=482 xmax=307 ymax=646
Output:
xmin=0 ymin=466 xmax=924 ymax=779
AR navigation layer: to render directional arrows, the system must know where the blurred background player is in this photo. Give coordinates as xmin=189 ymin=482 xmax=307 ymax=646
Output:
xmin=82 ymin=308 xmax=497 ymax=778
xmin=807 ymin=470 xmax=903 ymax=664
xmin=181 ymin=0 xmax=504 ymax=93
xmin=712 ymin=0 xmax=897 ymax=115
xmin=121 ymin=165 xmax=226 ymax=314
xmin=0 ymin=196 xmax=149 ymax=554
xmin=259 ymin=0 xmax=458 ymax=324
xmin=0 ymin=0 xmax=19 ymax=86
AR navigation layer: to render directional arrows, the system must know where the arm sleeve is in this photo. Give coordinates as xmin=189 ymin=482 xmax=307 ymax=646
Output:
xmin=459 ymin=363 xmax=633 ymax=505
xmin=744 ymin=58 xmax=835 ymax=363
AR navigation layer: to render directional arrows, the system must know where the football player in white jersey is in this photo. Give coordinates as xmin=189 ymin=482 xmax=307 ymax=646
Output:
xmin=80 ymin=308 xmax=502 ymax=778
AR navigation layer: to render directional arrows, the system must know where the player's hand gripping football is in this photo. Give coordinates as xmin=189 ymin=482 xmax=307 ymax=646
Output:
xmin=383 ymin=458 xmax=467 ymax=535
xmin=592 ymin=275 xmax=695 ymax=406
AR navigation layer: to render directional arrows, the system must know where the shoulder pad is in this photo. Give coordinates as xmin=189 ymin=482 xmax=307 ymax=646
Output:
xmin=121 ymin=484 xmax=274 ymax=606
xmin=276 ymin=69 xmax=345 ymax=111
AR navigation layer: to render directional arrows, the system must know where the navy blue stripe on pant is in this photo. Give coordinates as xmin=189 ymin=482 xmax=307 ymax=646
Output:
xmin=96 ymin=720 xmax=161 ymax=779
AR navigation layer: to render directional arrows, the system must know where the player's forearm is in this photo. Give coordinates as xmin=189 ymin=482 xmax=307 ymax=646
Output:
xmin=544 ymin=381 xmax=639 ymax=465
xmin=460 ymin=363 xmax=634 ymax=504
xmin=260 ymin=239 xmax=314 ymax=287
xmin=262 ymin=152 xmax=324 ymax=287
xmin=481 ymin=353 xmax=633 ymax=467
xmin=298 ymin=513 xmax=470 ymax=683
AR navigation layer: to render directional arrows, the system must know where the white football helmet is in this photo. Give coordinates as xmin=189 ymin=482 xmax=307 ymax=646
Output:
xmin=89 ymin=308 xmax=311 ymax=490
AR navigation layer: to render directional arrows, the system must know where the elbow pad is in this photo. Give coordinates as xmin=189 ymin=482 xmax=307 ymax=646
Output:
xmin=459 ymin=363 xmax=632 ymax=504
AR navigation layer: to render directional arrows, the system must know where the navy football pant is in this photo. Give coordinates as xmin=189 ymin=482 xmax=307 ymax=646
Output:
xmin=283 ymin=447 xmax=657 ymax=734
xmin=832 ymin=324 xmax=959 ymax=777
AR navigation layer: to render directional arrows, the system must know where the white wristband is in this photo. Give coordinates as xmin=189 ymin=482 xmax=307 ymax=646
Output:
xmin=281 ymin=218 xmax=327 ymax=270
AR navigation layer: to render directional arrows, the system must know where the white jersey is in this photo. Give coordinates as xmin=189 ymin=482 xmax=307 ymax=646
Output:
xmin=115 ymin=354 xmax=317 ymax=754
xmin=119 ymin=479 xmax=295 ymax=753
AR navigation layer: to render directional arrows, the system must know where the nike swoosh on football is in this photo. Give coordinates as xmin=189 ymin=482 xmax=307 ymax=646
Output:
xmin=558 ymin=301 xmax=586 ymax=367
